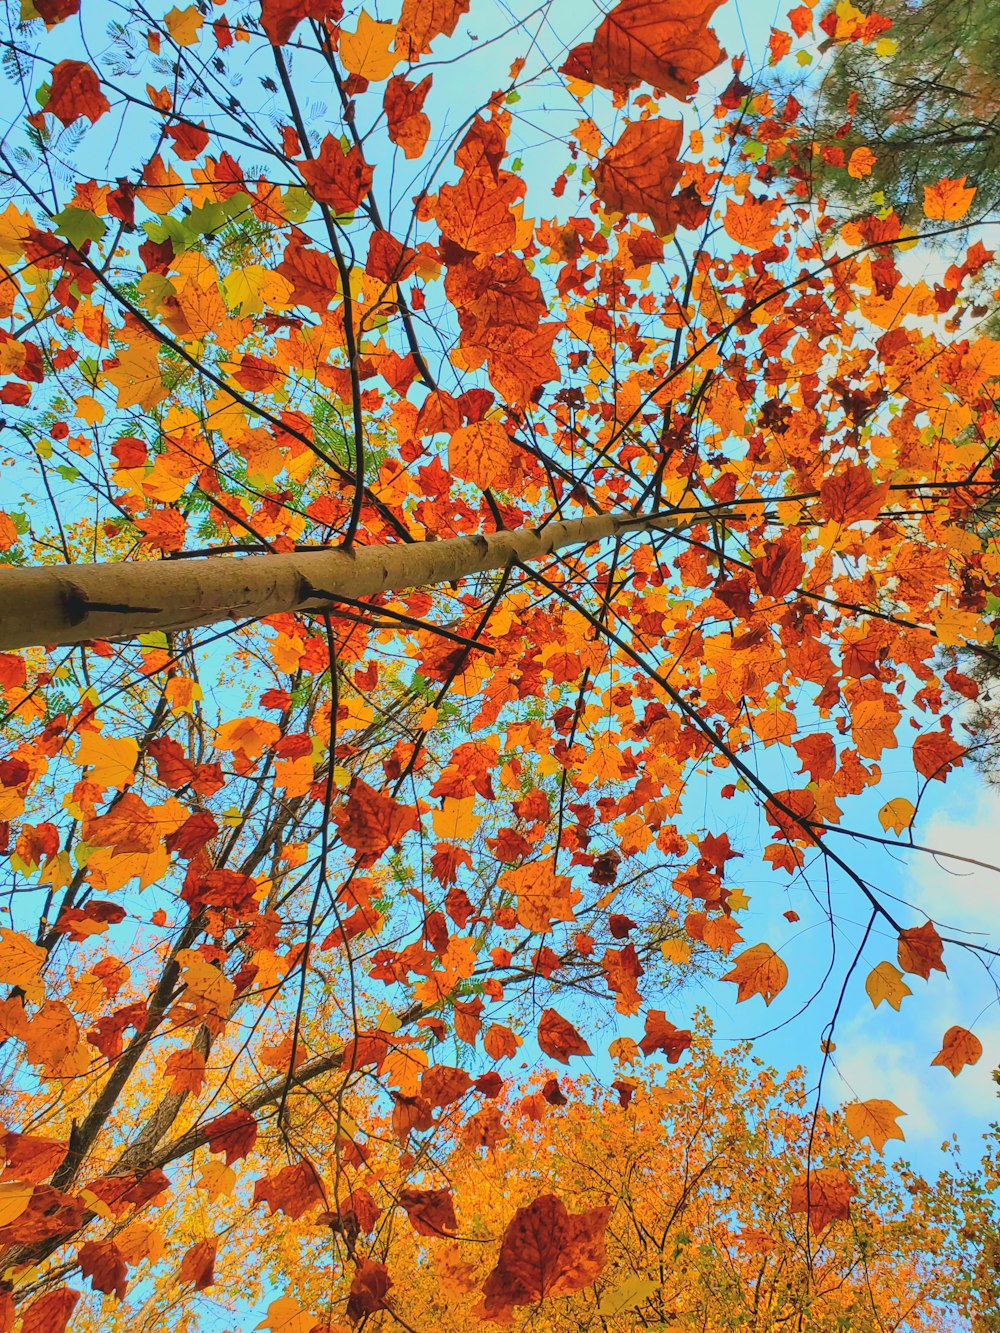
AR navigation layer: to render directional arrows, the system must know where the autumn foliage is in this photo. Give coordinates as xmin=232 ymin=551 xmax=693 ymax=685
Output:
xmin=0 ymin=0 xmax=999 ymax=1326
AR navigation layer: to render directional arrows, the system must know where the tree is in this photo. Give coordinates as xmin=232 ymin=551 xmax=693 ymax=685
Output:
xmin=58 ymin=1023 xmax=996 ymax=1331
xmin=750 ymin=0 xmax=1000 ymax=225
xmin=0 ymin=0 xmax=999 ymax=1327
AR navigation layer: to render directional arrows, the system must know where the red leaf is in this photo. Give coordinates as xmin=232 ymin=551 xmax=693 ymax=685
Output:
xmin=337 ymin=779 xmax=419 ymax=861
xmin=259 ymin=0 xmax=343 ymax=46
xmin=78 ymin=1238 xmax=128 ymax=1300
xmin=818 ymin=464 xmax=888 ymax=526
xmin=537 ymin=1009 xmax=592 ymax=1064
xmin=253 ymin=1159 xmax=324 ymax=1219
xmin=347 ymin=1259 xmax=393 ymax=1321
xmin=593 ymin=119 xmax=687 ymax=236
xmin=789 ymin=1168 xmax=854 ymax=1234
xmin=47 ymin=61 xmax=110 ymax=127
xmin=912 ymin=729 xmax=965 ymax=781
xmin=34 ymin=0 xmax=80 ymax=23
xmin=384 ymin=75 xmax=432 ymax=160
xmin=300 ymin=137 xmax=373 ymax=214
xmin=204 ymin=1108 xmax=257 ymax=1164
xmin=752 ymin=532 xmax=805 ymax=599
xmin=478 ymin=1194 xmax=610 ymax=1320
xmin=638 ymin=1011 xmax=692 ymax=1061
xmin=19 ymin=1288 xmax=81 ymax=1333
xmin=399 ymin=1187 xmax=459 ymax=1237
xmin=178 ymin=1238 xmax=216 ymax=1290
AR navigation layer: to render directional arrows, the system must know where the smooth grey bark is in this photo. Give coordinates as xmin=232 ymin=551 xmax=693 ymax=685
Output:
xmin=0 ymin=510 xmax=684 ymax=650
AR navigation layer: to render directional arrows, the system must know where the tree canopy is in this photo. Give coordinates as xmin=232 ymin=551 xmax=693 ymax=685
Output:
xmin=0 ymin=0 xmax=999 ymax=1327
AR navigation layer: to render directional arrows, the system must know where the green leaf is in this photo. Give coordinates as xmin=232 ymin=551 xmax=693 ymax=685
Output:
xmin=51 ymin=207 xmax=107 ymax=248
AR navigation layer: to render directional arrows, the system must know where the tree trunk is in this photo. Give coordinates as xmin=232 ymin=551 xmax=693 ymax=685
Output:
xmin=0 ymin=510 xmax=683 ymax=651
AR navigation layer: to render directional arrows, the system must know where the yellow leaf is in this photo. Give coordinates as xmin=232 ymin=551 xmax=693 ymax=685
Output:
xmin=0 ymin=1183 xmax=33 ymax=1229
xmin=340 ymin=10 xmax=402 ymax=81
xmin=73 ymin=730 xmax=139 ymax=789
xmin=165 ymin=676 xmax=202 ymax=714
xmin=843 ymin=1099 xmax=905 ymax=1153
xmin=660 ymin=938 xmax=691 ymax=965
xmin=74 ymin=394 xmax=104 ymax=424
xmin=608 ymin=1036 xmax=640 ymax=1065
xmin=865 ymin=960 xmax=912 ymax=1011
xmin=878 ymin=798 xmax=914 ymax=835
xmin=0 ymin=929 xmax=46 ymax=1001
xmin=599 ymin=1274 xmax=660 ymax=1316
xmin=727 ymin=888 xmax=750 ymax=911
xmin=197 ymin=1161 xmax=236 ymax=1199
xmin=256 ymin=1296 xmax=321 ymax=1333
xmin=432 ymin=796 xmax=480 ymax=842
xmin=164 ymin=4 xmax=203 ymax=45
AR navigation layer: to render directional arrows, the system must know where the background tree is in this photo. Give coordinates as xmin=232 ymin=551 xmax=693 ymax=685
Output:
xmin=61 ymin=1023 xmax=993 ymax=1331
xmin=755 ymin=0 xmax=1000 ymax=225
xmin=0 ymin=0 xmax=999 ymax=1328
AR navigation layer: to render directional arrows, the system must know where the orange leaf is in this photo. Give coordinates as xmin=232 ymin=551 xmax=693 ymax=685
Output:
xmin=789 ymin=1168 xmax=854 ymax=1233
xmin=537 ymin=1008 xmax=592 ymax=1063
xmin=722 ymin=195 xmax=780 ymax=252
xmin=253 ymin=1160 xmax=324 ymax=1220
xmin=561 ymin=0 xmax=725 ymax=100
xmin=843 ymin=1099 xmax=905 ymax=1153
xmin=299 ymin=137 xmax=373 ymax=215
xmin=593 ymin=119 xmax=686 ymax=236
xmin=931 ymin=1025 xmax=982 ymax=1076
xmin=721 ymin=943 xmax=788 ymax=1005
xmin=337 ymin=778 xmax=419 ymax=861
xmin=178 ymin=1237 xmax=216 ymax=1289
xmin=396 ymin=0 xmax=470 ymax=58
xmin=399 ymin=1187 xmax=458 ymax=1237
xmin=923 ymin=176 xmax=976 ymax=221
xmin=897 ymin=922 xmax=946 ymax=980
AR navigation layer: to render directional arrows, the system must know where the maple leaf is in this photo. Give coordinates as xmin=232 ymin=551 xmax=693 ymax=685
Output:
xmin=79 ymin=1238 xmax=128 ymax=1300
xmin=347 ymin=1260 xmax=393 ymax=1321
xmin=337 ymin=778 xmax=419 ymax=861
xmin=638 ymin=1010 xmax=692 ymax=1061
xmin=864 ymin=962 xmax=911 ymax=1011
xmin=537 ymin=1008 xmax=592 ymax=1063
xmin=843 ymin=1099 xmax=906 ymax=1153
xmin=923 ymin=176 xmax=976 ymax=221
xmin=1 ymin=1132 xmax=67 ymax=1183
xmin=259 ymin=0 xmax=343 ymax=46
xmin=46 ymin=61 xmax=110 ymax=127
xmin=722 ymin=195 xmax=781 ymax=252
xmin=479 ymin=1194 xmax=610 ymax=1320
xmin=912 ymin=729 xmax=965 ymax=781
xmin=384 ymin=75 xmax=432 ymax=159
xmin=818 ymin=464 xmax=889 ymax=526
xmin=395 ymin=0 xmax=469 ymax=58
xmin=253 ymin=1159 xmax=325 ymax=1219
xmin=789 ymin=1168 xmax=854 ymax=1234
xmin=593 ymin=119 xmax=687 ymax=236
xmin=562 ymin=0 xmax=725 ymax=100
xmin=340 ymin=11 xmax=401 ymax=81
xmin=178 ymin=1237 xmax=217 ymax=1289
xmin=721 ymin=943 xmax=788 ymax=1005
xmin=399 ymin=1187 xmax=459 ymax=1237
xmin=34 ymin=0 xmax=80 ymax=23
xmin=752 ymin=531 xmax=805 ymax=599
xmin=931 ymin=1025 xmax=982 ymax=1076
xmin=204 ymin=1108 xmax=258 ymax=1164
xmin=299 ymin=137 xmax=373 ymax=215
xmin=19 ymin=1288 xmax=81 ymax=1333
xmin=897 ymin=921 xmax=946 ymax=979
